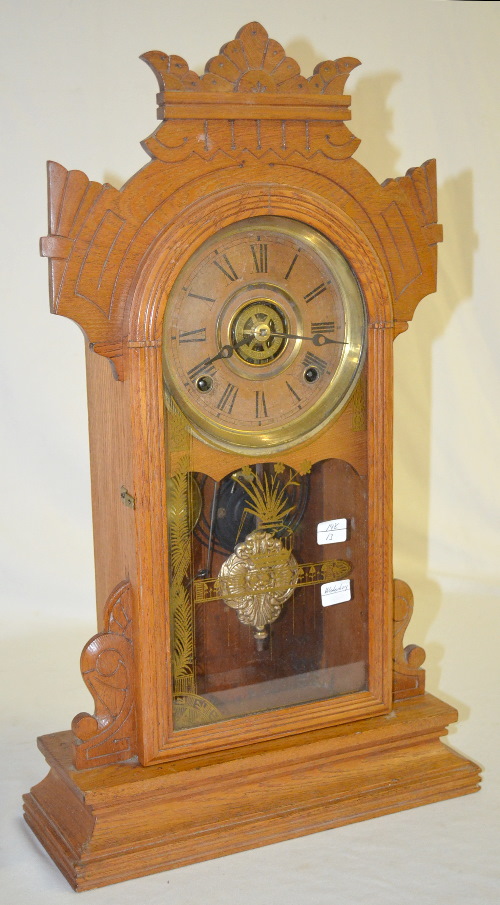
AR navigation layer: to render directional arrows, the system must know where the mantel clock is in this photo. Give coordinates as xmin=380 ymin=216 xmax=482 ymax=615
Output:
xmin=24 ymin=22 xmax=480 ymax=891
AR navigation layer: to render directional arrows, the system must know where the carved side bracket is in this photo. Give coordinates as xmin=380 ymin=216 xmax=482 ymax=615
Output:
xmin=39 ymin=161 xmax=121 ymax=317
xmin=40 ymin=161 xmax=128 ymax=379
xmin=71 ymin=580 xmax=137 ymax=768
xmin=393 ymin=578 xmax=426 ymax=700
xmin=382 ymin=159 xmax=443 ymax=328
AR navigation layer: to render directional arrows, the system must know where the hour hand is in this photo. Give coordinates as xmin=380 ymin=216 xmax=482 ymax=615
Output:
xmin=206 ymin=334 xmax=252 ymax=366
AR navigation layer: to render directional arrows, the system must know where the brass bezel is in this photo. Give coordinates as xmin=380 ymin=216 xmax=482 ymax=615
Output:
xmin=162 ymin=216 xmax=366 ymax=454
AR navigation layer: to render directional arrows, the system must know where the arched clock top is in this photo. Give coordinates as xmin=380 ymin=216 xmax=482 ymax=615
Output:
xmin=127 ymin=183 xmax=394 ymax=347
xmin=39 ymin=23 xmax=442 ymax=380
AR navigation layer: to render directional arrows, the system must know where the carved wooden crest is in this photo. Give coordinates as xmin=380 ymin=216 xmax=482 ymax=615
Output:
xmin=141 ymin=21 xmax=361 ymax=162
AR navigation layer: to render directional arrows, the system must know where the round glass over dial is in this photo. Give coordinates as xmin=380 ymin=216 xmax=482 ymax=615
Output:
xmin=162 ymin=216 xmax=366 ymax=453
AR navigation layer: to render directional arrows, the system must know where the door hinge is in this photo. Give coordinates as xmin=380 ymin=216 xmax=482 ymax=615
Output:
xmin=120 ymin=486 xmax=135 ymax=509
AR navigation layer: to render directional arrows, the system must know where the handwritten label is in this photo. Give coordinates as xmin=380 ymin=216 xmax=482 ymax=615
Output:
xmin=321 ymin=579 xmax=351 ymax=607
xmin=317 ymin=518 xmax=347 ymax=545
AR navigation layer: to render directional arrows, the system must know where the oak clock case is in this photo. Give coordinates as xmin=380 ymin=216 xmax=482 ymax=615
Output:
xmin=24 ymin=21 xmax=480 ymax=892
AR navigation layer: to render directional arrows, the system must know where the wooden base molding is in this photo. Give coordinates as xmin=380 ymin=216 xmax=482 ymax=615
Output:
xmin=23 ymin=693 xmax=480 ymax=892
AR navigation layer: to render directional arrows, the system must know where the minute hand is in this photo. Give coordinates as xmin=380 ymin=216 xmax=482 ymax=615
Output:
xmin=270 ymin=332 xmax=347 ymax=347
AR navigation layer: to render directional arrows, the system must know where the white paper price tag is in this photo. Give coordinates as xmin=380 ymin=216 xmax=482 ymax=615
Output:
xmin=321 ymin=579 xmax=351 ymax=607
xmin=317 ymin=518 xmax=347 ymax=545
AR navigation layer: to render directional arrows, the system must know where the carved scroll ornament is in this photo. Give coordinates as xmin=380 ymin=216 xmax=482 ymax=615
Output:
xmin=393 ymin=578 xmax=426 ymax=700
xmin=71 ymin=580 xmax=137 ymax=768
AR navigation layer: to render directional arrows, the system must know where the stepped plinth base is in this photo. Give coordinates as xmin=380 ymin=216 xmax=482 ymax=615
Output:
xmin=23 ymin=693 xmax=481 ymax=892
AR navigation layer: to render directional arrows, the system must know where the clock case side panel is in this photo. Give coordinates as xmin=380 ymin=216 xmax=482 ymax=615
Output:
xmin=84 ymin=345 xmax=137 ymax=629
xmin=125 ymin=169 xmax=395 ymax=764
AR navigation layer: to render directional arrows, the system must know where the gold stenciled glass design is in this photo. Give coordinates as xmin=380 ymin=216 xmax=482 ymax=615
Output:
xmin=162 ymin=216 xmax=366 ymax=454
xmin=163 ymin=400 xmax=369 ymax=731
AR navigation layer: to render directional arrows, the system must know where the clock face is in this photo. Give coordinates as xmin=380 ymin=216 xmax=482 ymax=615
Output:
xmin=162 ymin=216 xmax=366 ymax=452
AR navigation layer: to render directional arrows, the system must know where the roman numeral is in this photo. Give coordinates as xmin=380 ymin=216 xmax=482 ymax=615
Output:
xmin=302 ymin=351 xmax=328 ymax=375
xmin=187 ymin=358 xmax=217 ymax=381
xmin=188 ymin=292 xmax=216 ymax=305
xmin=250 ymin=243 xmax=268 ymax=273
xmin=213 ymin=254 xmax=238 ymax=282
xmin=286 ymin=381 xmax=301 ymax=403
xmin=179 ymin=328 xmax=206 ymax=343
xmin=255 ymin=390 xmax=268 ymax=419
xmin=304 ymin=282 xmax=329 ymax=303
xmin=217 ymin=383 xmax=238 ymax=413
xmin=284 ymin=252 xmax=299 ymax=280
xmin=311 ymin=321 xmax=336 ymax=334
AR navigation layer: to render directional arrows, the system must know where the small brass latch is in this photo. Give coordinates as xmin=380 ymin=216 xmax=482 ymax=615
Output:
xmin=120 ymin=486 xmax=135 ymax=509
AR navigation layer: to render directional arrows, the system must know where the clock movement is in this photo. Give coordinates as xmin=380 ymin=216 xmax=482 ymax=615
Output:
xmin=24 ymin=22 xmax=480 ymax=890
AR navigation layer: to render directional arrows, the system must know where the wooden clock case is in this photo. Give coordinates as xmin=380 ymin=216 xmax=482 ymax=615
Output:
xmin=23 ymin=22 xmax=480 ymax=891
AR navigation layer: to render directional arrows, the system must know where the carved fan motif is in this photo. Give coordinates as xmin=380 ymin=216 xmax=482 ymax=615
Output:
xmin=142 ymin=21 xmax=360 ymax=96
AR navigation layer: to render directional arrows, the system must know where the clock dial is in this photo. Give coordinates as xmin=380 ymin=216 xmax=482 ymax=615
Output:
xmin=162 ymin=217 xmax=366 ymax=452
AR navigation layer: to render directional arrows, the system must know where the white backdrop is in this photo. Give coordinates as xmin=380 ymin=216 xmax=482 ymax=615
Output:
xmin=1 ymin=1 xmax=499 ymax=902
